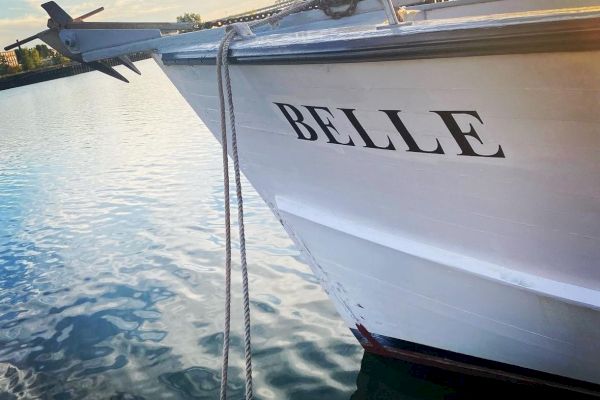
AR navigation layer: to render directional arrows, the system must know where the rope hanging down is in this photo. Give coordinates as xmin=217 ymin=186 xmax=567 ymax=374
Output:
xmin=216 ymin=27 xmax=255 ymax=400
xmin=215 ymin=1 xmax=351 ymax=399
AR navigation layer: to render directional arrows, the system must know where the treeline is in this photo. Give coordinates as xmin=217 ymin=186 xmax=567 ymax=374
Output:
xmin=0 ymin=44 xmax=70 ymax=76
xmin=176 ymin=13 xmax=202 ymax=32
xmin=14 ymin=45 xmax=70 ymax=70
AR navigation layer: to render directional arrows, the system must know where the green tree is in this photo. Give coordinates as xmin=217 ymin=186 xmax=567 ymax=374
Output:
xmin=21 ymin=49 xmax=34 ymax=70
xmin=35 ymin=44 xmax=51 ymax=58
xmin=20 ymin=50 xmax=32 ymax=70
xmin=51 ymin=51 xmax=70 ymax=66
xmin=177 ymin=12 xmax=202 ymax=24
xmin=29 ymin=48 xmax=41 ymax=68
xmin=0 ymin=54 xmax=9 ymax=75
xmin=18 ymin=48 xmax=42 ymax=71
xmin=177 ymin=13 xmax=202 ymax=32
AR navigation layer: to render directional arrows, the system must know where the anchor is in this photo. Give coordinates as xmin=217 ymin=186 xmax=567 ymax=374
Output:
xmin=4 ymin=1 xmax=196 ymax=82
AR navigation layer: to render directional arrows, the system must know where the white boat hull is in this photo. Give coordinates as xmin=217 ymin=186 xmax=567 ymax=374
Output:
xmin=157 ymin=49 xmax=600 ymax=384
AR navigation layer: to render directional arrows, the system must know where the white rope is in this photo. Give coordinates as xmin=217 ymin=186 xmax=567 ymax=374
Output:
xmin=217 ymin=27 xmax=253 ymax=400
xmin=215 ymin=1 xmax=322 ymax=399
xmin=216 ymin=30 xmax=234 ymax=400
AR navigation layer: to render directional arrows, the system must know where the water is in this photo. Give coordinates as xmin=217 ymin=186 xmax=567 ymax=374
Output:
xmin=0 ymin=61 xmax=361 ymax=399
xmin=0 ymin=61 xmax=588 ymax=400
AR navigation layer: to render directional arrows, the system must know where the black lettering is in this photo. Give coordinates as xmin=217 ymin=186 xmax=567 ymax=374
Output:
xmin=339 ymin=108 xmax=395 ymax=150
xmin=432 ymin=111 xmax=505 ymax=158
xmin=380 ymin=110 xmax=444 ymax=154
xmin=274 ymin=102 xmax=318 ymax=141
xmin=303 ymin=105 xmax=355 ymax=146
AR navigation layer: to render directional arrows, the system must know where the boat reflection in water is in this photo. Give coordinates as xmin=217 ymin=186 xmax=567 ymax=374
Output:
xmin=352 ymin=352 xmax=596 ymax=400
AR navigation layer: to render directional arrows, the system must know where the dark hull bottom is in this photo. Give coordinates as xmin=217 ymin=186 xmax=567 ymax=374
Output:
xmin=351 ymin=325 xmax=600 ymax=397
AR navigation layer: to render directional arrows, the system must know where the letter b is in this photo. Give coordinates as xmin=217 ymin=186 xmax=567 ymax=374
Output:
xmin=274 ymin=102 xmax=318 ymax=141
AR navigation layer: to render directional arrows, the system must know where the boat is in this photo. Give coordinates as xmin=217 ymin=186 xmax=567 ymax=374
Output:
xmin=7 ymin=0 xmax=600 ymax=391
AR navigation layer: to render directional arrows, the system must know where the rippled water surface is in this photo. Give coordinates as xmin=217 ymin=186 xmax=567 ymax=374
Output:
xmin=0 ymin=61 xmax=362 ymax=399
xmin=0 ymin=61 xmax=584 ymax=400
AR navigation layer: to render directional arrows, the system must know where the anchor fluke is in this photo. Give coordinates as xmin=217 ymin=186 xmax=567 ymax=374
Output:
xmin=118 ymin=55 xmax=141 ymax=75
xmin=41 ymin=1 xmax=73 ymax=26
xmin=4 ymin=2 xmax=143 ymax=83
xmin=85 ymin=61 xmax=129 ymax=83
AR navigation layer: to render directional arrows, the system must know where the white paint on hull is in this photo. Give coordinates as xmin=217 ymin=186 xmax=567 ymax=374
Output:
xmin=157 ymin=50 xmax=600 ymax=383
xmin=279 ymin=207 xmax=600 ymax=384
xmin=275 ymin=195 xmax=600 ymax=309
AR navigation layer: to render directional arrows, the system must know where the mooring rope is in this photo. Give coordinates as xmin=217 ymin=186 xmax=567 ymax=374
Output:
xmin=215 ymin=1 xmax=352 ymax=399
xmin=216 ymin=30 xmax=235 ymax=400
xmin=216 ymin=25 xmax=255 ymax=400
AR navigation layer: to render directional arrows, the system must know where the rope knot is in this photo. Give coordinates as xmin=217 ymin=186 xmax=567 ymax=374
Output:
xmin=226 ymin=22 xmax=255 ymax=38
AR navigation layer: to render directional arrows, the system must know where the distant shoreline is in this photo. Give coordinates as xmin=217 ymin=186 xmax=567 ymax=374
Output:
xmin=0 ymin=52 xmax=151 ymax=91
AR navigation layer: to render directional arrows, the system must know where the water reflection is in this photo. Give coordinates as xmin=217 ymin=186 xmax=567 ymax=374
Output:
xmin=0 ymin=280 xmax=178 ymax=398
xmin=0 ymin=62 xmax=360 ymax=399
xmin=352 ymin=351 xmax=597 ymax=400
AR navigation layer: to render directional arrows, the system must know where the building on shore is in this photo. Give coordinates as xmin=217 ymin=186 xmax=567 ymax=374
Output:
xmin=0 ymin=50 xmax=19 ymax=68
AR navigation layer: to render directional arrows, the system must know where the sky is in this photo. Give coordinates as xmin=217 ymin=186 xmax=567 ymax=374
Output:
xmin=0 ymin=0 xmax=274 ymax=48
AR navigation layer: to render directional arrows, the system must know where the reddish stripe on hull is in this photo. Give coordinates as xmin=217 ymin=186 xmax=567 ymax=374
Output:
xmin=355 ymin=323 xmax=391 ymax=356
